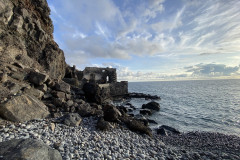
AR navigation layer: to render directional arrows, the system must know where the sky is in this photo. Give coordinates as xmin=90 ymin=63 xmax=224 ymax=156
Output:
xmin=47 ymin=0 xmax=240 ymax=81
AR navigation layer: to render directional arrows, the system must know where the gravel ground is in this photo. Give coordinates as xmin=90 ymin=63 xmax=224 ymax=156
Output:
xmin=0 ymin=117 xmax=239 ymax=160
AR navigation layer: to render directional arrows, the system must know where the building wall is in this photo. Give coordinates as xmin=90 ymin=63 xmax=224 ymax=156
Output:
xmin=109 ymin=81 xmax=128 ymax=96
xmin=83 ymin=67 xmax=117 ymax=84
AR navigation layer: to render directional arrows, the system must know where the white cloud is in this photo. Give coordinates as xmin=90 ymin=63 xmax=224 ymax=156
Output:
xmin=48 ymin=0 xmax=240 ymax=81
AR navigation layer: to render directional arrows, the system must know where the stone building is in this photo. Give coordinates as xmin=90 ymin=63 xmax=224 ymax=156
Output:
xmin=64 ymin=66 xmax=128 ymax=97
xmin=82 ymin=67 xmax=128 ymax=97
xmin=83 ymin=67 xmax=117 ymax=84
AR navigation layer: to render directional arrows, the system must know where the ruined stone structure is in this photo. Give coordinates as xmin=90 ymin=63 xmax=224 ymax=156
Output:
xmin=83 ymin=67 xmax=117 ymax=84
xmin=81 ymin=67 xmax=127 ymax=97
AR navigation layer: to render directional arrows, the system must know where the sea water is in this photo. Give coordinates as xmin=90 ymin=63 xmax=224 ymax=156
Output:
xmin=128 ymin=79 xmax=240 ymax=136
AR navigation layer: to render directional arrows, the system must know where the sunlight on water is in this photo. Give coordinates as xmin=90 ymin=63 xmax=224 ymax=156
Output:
xmin=128 ymin=79 xmax=240 ymax=136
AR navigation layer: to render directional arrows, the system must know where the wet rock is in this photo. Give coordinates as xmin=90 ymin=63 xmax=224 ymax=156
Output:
xmin=28 ymin=71 xmax=49 ymax=86
xmin=54 ymin=80 xmax=70 ymax=93
xmin=116 ymin=105 xmax=128 ymax=113
xmin=96 ymin=118 xmax=111 ymax=131
xmin=156 ymin=125 xmax=180 ymax=135
xmin=125 ymin=118 xmax=152 ymax=136
xmin=156 ymin=128 xmax=168 ymax=136
xmin=140 ymin=109 xmax=152 ymax=115
xmin=0 ymin=94 xmax=49 ymax=122
xmin=62 ymin=113 xmax=82 ymax=127
xmin=142 ymin=101 xmax=160 ymax=111
xmin=126 ymin=92 xmax=160 ymax=100
xmin=0 ymin=138 xmax=62 ymax=160
xmin=147 ymin=118 xmax=158 ymax=124
xmin=103 ymin=104 xmax=122 ymax=122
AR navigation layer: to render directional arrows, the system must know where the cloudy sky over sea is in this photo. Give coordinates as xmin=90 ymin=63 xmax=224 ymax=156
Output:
xmin=47 ymin=0 xmax=240 ymax=81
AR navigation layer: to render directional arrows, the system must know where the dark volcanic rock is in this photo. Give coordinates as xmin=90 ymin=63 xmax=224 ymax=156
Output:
xmin=83 ymin=82 xmax=103 ymax=104
xmin=142 ymin=101 xmax=160 ymax=111
xmin=125 ymin=118 xmax=152 ymax=137
xmin=62 ymin=113 xmax=82 ymax=127
xmin=117 ymin=105 xmax=128 ymax=114
xmin=147 ymin=118 xmax=158 ymax=124
xmin=96 ymin=118 xmax=111 ymax=131
xmin=140 ymin=109 xmax=152 ymax=115
xmin=77 ymin=103 xmax=96 ymax=117
xmin=156 ymin=127 xmax=168 ymax=136
xmin=83 ymin=82 xmax=111 ymax=104
xmin=0 ymin=138 xmax=62 ymax=160
xmin=156 ymin=125 xmax=180 ymax=135
xmin=103 ymin=104 xmax=122 ymax=122
xmin=126 ymin=92 xmax=160 ymax=100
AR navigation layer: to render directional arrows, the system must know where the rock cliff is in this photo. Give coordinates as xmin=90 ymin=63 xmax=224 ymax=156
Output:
xmin=0 ymin=0 xmax=66 ymax=79
xmin=0 ymin=0 xmax=66 ymax=122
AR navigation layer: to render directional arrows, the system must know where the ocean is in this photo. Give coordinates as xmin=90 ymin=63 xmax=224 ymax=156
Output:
xmin=126 ymin=79 xmax=240 ymax=136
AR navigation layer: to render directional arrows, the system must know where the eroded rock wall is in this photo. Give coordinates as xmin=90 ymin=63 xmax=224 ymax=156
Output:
xmin=0 ymin=0 xmax=66 ymax=79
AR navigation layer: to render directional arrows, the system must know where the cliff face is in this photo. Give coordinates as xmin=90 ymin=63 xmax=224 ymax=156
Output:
xmin=0 ymin=0 xmax=66 ymax=79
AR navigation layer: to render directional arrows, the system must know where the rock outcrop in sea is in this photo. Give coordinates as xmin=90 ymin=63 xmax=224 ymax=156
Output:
xmin=0 ymin=0 xmax=239 ymax=159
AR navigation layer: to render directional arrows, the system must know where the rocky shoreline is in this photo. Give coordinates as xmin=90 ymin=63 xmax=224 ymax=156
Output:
xmin=0 ymin=116 xmax=239 ymax=160
xmin=0 ymin=0 xmax=239 ymax=159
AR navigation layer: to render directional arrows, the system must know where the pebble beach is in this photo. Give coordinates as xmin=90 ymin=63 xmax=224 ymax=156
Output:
xmin=1 ymin=117 xmax=239 ymax=160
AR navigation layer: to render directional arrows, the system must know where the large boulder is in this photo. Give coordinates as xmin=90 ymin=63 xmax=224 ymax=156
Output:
xmin=27 ymin=71 xmax=49 ymax=86
xmin=83 ymin=82 xmax=103 ymax=104
xmin=125 ymin=118 xmax=152 ymax=137
xmin=96 ymin=118 xmax=111 ymax=131
xmin=103 ymin=104 xmax=122 ymax=122
xmin=0 ymin=138 xmax=62 ymax=160
xmin=24 ymin=87 xmax=44 ymax=99
xmin=77 ymin=103 xmax=98 ymax=117
xmin=156 ymin=125 xmax=180 ymax=135
xmin=142 ymin=101 xmax=160 ymax=111
xmin=83 ymin=82 xmax=111 ymax=104
xmin=0 ymin=94 xmax=49 ymax=122
xmin=62 ymin=113 xmax=82 ymax=127
xmin=54 ymin=80 xmax=71 ymax=93
xmin=140 ymin=109 xmax=152 ymax=115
